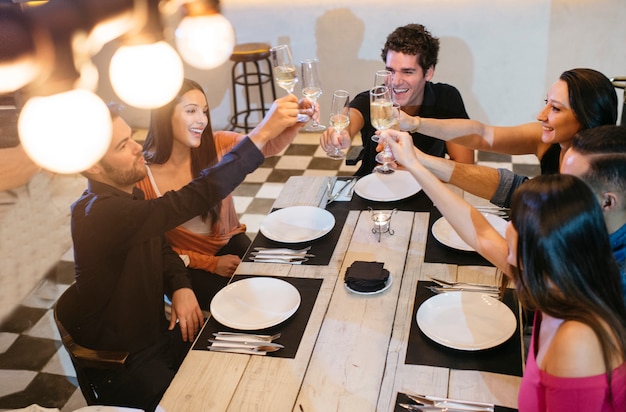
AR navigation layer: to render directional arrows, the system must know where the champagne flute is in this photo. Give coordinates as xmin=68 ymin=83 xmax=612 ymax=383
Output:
xmin=301 ymin=59 xmax=326 ymax=132
xmin=369 ymin=85 xmax=395 ymax=173
xmin=326 ymin=89 xmax=350 ymax=159
xmin=370 ymin=85 xmax=394 ymax=142
xmin=269 ymin=44 xmax=310 ymax=122
xmin=373 ymin=103 xmax=400 ymax=174
xmin=374 ymin=69 xmax=393 ymax=88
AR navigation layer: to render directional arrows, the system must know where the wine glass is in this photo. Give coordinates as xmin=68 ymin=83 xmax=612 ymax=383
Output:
xmin=373 ymin=103 xmax=400 ymax=174
xmin=369 ymin=86 xmax=395 ymax=173
xmin=326 ymin=89 xmax=350 ymax=160
xmin=370 ymin=85 xmax=394 ymax=142
xmin=269 ymin=44 xmax=310 ymax=122
xmin=301 ymin=59 xmax=326 ymax=132
xmin=374 ymin=69 xmax=393 ymax=88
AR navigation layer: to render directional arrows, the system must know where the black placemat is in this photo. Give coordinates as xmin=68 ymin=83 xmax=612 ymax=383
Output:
xmin=394 ymin=392 xmax=518 ymax=412
xmin=244 ymin=206 xmax=350 ymax=265
xmin=424 ymin=207 xmax=494 ymax=266
xmin=193 ymin=275 xmax=323 ymax=359
xmin=405 ymin=281 xmax=523 ymax=377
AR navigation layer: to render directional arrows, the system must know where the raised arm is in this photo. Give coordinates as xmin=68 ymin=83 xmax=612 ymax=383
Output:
xmin=384 ymin=129 xmax=511 ymax=274
xmin=247 ymin=94 xmax=306 ymax=154
xmin=399 ymin=112 xmax=546 ymax=156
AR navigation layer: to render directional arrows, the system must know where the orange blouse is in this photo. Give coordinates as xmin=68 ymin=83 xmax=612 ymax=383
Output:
xmin=136 ymin=131 xmax=249 ymax=273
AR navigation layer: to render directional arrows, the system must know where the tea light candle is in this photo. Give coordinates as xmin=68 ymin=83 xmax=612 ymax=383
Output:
xmin=372 ymin=212 xmax=391 ymax=233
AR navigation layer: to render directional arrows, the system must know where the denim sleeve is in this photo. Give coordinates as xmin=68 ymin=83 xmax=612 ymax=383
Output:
xmin=490 ymin=168 xmax=529 ymax=208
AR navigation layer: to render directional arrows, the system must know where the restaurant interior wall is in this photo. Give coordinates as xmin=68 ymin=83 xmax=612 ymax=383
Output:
xmin=1 ymin=0 xmax=625 ymax=321
xmin=92 ymin=0 xmax=626 ymax=130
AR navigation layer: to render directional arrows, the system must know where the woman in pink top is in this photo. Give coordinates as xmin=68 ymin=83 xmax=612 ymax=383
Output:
xmin=386 ymin=129 xmax=626 ymax=411
xmin=138 ymin=78 xmax=309 ymax=309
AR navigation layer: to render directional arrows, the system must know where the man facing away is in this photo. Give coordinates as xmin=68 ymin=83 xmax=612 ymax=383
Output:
xmin=320 ymin=23 xmax=474 ymax=175
xmin=560 ymin=125 xmax=626 ymax=298
xmin=70 ymin=100 xmax=303 ymax=411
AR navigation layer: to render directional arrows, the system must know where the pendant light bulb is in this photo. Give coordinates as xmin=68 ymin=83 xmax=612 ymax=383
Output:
xmin=109 ymin=41 xmax=184 ymax=108
xmin=18 ymin=89 xmax=112 ymax=174
xmin=175 ymin=12 xmax=235 ymax=69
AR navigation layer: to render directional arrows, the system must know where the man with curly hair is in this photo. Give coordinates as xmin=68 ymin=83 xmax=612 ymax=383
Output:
xmin=320 ymin=23 xmax=474 ymax=176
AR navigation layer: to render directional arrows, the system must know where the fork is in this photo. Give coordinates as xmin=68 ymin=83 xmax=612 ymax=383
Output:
xmin=430 ymin=277 xmax=499 ymax=290
xmin=427 ymin=286 xmax=499 ymax=299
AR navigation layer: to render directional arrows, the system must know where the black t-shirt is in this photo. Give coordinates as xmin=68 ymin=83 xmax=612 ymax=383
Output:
xmin=350 ymin=81 xmax=469 ymax=176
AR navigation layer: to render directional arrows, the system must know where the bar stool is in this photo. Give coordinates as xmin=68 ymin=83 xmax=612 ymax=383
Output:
xmin=229 ymin=43 xmax=277 ymax=133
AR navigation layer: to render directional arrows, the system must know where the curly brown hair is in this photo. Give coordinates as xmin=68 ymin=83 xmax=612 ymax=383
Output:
xmin=380 ymin=23 xmax=439 ymax=74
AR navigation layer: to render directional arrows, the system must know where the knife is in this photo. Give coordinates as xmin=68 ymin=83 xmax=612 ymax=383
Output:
xmin=250 ymin=252 xmax=315 ymax=258
xmin=253 ymin=247 xmax=311 ymax=254
xmin=249 ymin=257 xmax=307 ymax=264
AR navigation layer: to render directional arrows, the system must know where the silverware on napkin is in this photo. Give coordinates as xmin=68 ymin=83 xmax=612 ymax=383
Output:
xmin=249 ymin=247 xmax=313 ymax=263
xmin=213 ymin=332 xmax=281 ymax=342
xmin=407 ymin=394 xmax=494 ymax=412
xmin=430 ymin=277 xmax=500 ymax=291
xmin=399 ymin=405 xmax=478 ymax=412
xmin=427 ymin=286 xmax=499 ymax=299
xmin=327 ymin=177 xmax=357 ymax=205
xmin=208 ymin=340 xmax=284 ymax=349
xmin=208 ymin=346 xmax=280 ymax=355
xmin=249 ymin=256 xmax=308 ymax=264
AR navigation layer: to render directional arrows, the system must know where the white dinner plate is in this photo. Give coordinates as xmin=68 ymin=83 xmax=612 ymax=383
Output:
xmin=259 ymin=206 xmax=335 ymax=243
xmin=416 ymin=291 xmax=516 ymax=350
xmin=210 ymin=277 xmax=301 ymax=330
xmin=354 ymin=170 xmax=422 ymax=202
xmin=431 ymin=213 xmax=508 ymax=252
xmin=344 ymin=274 xmax=393 ymax=296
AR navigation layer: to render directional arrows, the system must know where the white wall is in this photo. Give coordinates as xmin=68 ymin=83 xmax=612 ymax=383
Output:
xmin=95 ymin=0 xmax=626 ymax=130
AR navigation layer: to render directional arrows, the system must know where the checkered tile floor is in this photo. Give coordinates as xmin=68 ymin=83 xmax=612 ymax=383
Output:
xmin=0 ymin=131 xmax=539 ymax=411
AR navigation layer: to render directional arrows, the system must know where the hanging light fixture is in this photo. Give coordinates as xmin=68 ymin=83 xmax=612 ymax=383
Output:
xmin=109 ymin=0 xmax=183 ymax=109
xmin=16 ymin=3 xmax=112 ymax=174
xmin=173 ymin=0 xmax=235 ymax=70
xmin=0 ymin=7 xmax=49 ymax=93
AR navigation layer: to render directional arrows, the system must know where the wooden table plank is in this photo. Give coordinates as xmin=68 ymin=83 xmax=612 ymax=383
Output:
xmin=295 ymin=211 xmax=413 ymax=411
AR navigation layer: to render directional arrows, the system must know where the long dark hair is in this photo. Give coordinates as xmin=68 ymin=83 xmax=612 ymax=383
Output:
xmin=510 ymin=175 xmax=626 ymax=384
xmin=560 ymin=68 xmax=617 ymax=130
xmin=143 ymin=78 xmax=220 ymax=222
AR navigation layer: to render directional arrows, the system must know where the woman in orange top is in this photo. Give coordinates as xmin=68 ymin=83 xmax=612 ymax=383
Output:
xmin=137 ymin=78 xmax=309 ymax=308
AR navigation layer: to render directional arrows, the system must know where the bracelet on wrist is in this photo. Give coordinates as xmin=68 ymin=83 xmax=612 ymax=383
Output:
xmin=410 ymin=116 xmax=422 ymax=133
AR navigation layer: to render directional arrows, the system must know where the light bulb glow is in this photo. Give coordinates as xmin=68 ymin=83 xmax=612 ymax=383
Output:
xmin=0 ymin=56 xmax=39 ymax=93
xmin=175 ymin=14 xmax=235 ymax=69
xmin=18 ymin=89 xmax=112 ymax=174
xmin=109 ymin=41 xmax=184 ymax=108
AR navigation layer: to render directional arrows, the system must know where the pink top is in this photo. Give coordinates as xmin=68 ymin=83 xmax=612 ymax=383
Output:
xmin=518 ymin=313 xmax=626 ymax=412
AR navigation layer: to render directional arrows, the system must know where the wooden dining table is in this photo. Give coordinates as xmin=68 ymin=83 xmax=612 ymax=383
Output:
xmin=157 ymin=175 xmax=523 ymax=412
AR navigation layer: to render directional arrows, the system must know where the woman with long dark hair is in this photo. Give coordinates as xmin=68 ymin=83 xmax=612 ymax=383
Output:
xmin=391 ymin=68 xmax=618 ymax=207
xmin=138 ymin=79 xmax=308 ymax=308
xmin=387 ymin=128 xmax=626 ymax=411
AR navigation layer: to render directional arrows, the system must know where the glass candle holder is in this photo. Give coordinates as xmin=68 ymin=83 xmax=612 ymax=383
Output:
xmin=369 ymin=208 xmax=397 ymax=242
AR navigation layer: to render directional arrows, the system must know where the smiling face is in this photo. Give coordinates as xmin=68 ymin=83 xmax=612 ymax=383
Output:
xmin=171 ymin=89 xmax=208 ymax=149
xmin=536 ymin=80 xmax=582 ymax=146
xmin=385 ymin=50 xmax=433 ymax=107
xmin=96 ymin=116 xmax=147 ymax=193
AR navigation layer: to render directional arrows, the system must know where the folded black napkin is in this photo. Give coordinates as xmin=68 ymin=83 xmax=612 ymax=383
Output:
xmin=344 ymin=261 xmax=389 ymax=292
